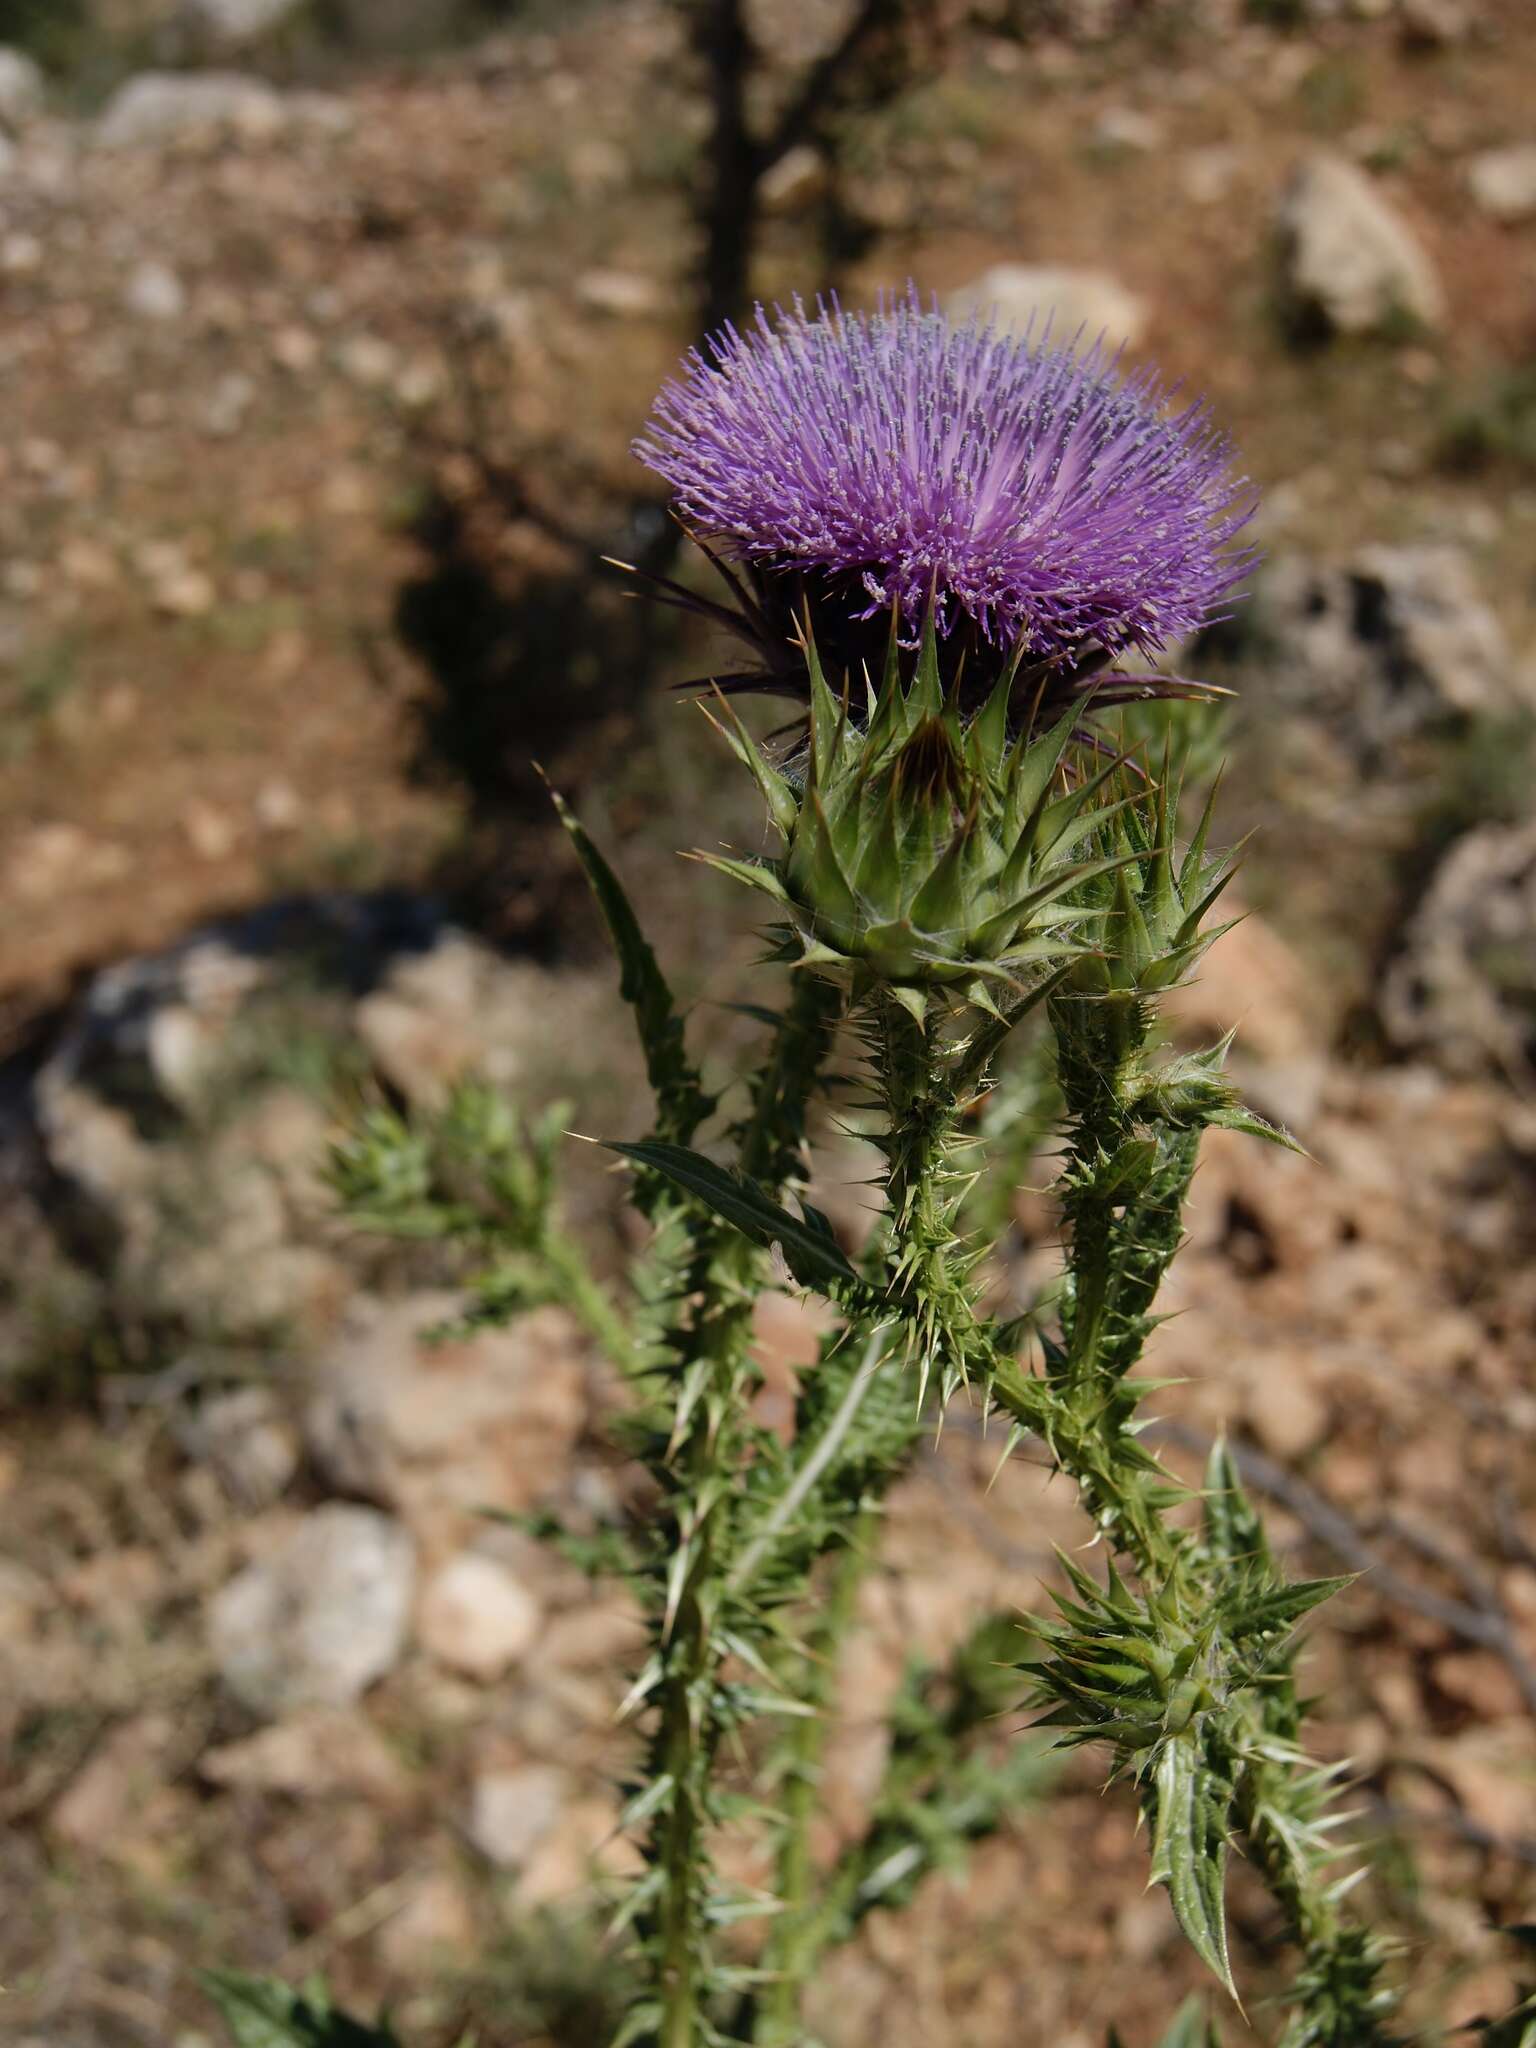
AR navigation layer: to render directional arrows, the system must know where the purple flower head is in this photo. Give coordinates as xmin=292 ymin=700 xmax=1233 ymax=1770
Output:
xmin=635 ymin=288 xmax=1256 ymax=715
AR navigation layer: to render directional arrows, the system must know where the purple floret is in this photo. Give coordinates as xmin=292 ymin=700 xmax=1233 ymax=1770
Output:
xmin=636 ymin=288 xmax=1255 ymax=668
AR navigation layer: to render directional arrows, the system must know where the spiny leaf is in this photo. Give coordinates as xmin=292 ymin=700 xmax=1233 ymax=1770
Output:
xmin=600 ymin=1139 xmax=862 ymax=1294
xmin=203 ymin=1972 xmax=400 ymax=2048
xmin=1140 ymin=1994 xmax=1224 ymax=2048
xmin=547 ymin=782 xmax=713 ymax=1142
xmin=1205 ymin=1100 xmax=1306 ymax=1152
xmin=1002 ymin=700 xmax=1079 ymax=845
xmin=610 ymin=2001 xmax=666 ymax=2048
xmin=965 ymin=661 xmax=1015 ymax=773
xmin=691 ymin=851 xmax=793 ymax=904
xmin=1148 ymin=1734 xmax=1237 ymax=1997
xmin=619 ymin=1772 xmax=677 ymax=1834
xmin=703 ymin=691 xmax=799 ymax=838
xmin=1109 ymin=1997 xmax=1223 ymax=2048
xmin=1230 ymin=1575 xmax=1355 ymax=1643
xmin=1202 ymin=1437 xmax=1269 ymax=1567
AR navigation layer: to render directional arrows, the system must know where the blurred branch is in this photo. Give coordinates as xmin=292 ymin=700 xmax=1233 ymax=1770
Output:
xmin=689 ymin=0 xmax=961 ymax=335
xmin=1362 ymin=1795 xmax=1536 ymax=1870
xmin=691 ymin=0 xmax=761 ymax=339
xmin=761 ymin=0 xmax=903 ymax=171
xmin=1380 ymin=1510 xmax=1511 ymax=1617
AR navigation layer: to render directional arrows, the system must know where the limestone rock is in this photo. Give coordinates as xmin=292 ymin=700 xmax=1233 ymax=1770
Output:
xmin=1381 ymin=818 xmax=1536 ymax=1077
xmin=199 ymin=1708 xmax=411 ymax=1803
xmin=759 ymin=143 xmax=827 ymax=214
xmin=1398 ymin=0 xmax=1471 ymax=45
xmin=22 ymin=903 xmax=446 ymax=1341
xmin=468 ymin=1762 xmax=568 ymax=1868
xmin=1090 ymin=106 xmax=1164 ymax=156
xmin=282 ymin=90 xmax=354 ymax=138
xmin=109 ymin=1116 xmax=343 ymax=1339
xmin=1344 ymin=544 xmax=1514 ymax=720
xmin=16 ymin=901 xmax=599 ymax=1358
xmin=1181 ymin=145 xmax=1242 ymax=207
xmin=96 ymin=72 xmax=347 ymax=151
xmin=0 ymin=1556 xmax=46 ymax=1636
xmin=1244 ymin=1366 xmax=1331 ymax=1459
xmin=375 ymin=1864 xmax=477 ymax=1976
xmin=1467 ymin=144 xmax=1536 ymax=226
xmin=336 ymin=334 xmax=399 ymax=388
xmin=353 ymin=931 xmax=579 ymax=1109
xmin=537 ymin=1596 xmax=645 ymax=1672
xmin=178 ymin=0 xmax=305 ymax=53
xmin=0 ymin=49 xmax=44 ymax=133
xmin=124 ymin=260 xmax=187 ymax=323
xmin=49 ymin=1714 xmax=176 ymax=1856
xmin=201 ymin=370 xmax=257 ymax=437
xmin=1230 ymin=544 xmax=1520 ymax=771
xmin=515 ymin=1791 xmax=641 ymax=1906
xmin=185 ymin=1385 xmax=300 ymax=1508
xmin=564 ymin=137 xmax=627 ymax=196
xmin=33 ymin=1077 xmax=154 ymax=1225
xmin=576 ymin=268 xmax=663 ymax=319
xmin=218 ymin=1085 xmax=335 ymax=1218
xmin=98 ymin=72 xmax=288 ymax=149
xmin=209 ymin=1506 xmax=415 ymax=1717
xmin=8 ymin=822 xmax=130 ymax=899
xmin=1160 ymin=909 xmax=1319 ymax=1066
xmin=1277 ymin=154 xmax=1444 ymax=335
xmin=305 ymin=1294 xmax=588 ymax=1548
xmin=417 ymin=1551 xmax=541 ymax=1681
xmin=945 ymin=264 xmax=1148 ymax=351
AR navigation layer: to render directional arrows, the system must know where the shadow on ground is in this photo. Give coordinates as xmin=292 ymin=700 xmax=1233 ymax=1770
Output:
xmin=392 ymin=478 xmax=690 ymax=944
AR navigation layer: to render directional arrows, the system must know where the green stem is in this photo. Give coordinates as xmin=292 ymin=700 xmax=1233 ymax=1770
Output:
xmin=633 ymin=975 xmax=842 ymax=2048
xmin=753 ymin=1508 xmax=875 ymax=2048
xmin=975 ymin=990 xmax=1394 ymax=2040
xmin=880 ymin=997 xmax=959 ymax=1263
xmin=647 ymin=1226 xmax=757 ymax=2048
xmin=1236 ymin=1745 xmax=1395 ymax=2047
xmin=729 ymin=1327 xmax=887 ymax=1596
xmin=656 ymin=1546 xmax=713 ymax=2048
xmin=874 ymin=994 xmax=977 ymax=1403
xmin=744 ymin=1002 xmax=975 ymax=2043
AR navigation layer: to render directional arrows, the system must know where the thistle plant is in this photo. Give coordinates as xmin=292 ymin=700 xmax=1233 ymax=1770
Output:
xmin=575 ymin=295 xmax=1392 ymax=2045
xmin=214 ymin=294 xmax=1407 ymax=2048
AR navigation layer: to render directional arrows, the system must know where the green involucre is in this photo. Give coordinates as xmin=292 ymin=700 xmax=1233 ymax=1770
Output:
xmin=702 ymin=618 xmax=1135 ymax=1006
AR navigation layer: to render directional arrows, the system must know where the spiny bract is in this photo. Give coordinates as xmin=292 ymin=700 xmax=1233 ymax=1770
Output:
xmin=700 ymin=619 xmax=1137 ymax=1010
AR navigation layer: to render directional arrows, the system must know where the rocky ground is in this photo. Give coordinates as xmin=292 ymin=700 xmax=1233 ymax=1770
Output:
xmin=2 ymin=1 xmax=1536 ymax=2044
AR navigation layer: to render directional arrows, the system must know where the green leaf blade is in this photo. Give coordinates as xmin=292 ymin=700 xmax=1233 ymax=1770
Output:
xmin=203 ymin=1972 xmax=400 ymax=2048
xmin=601 ymin=1138 xmax=862 ymax=1294
xmin=548 ymin=784 xmax=713 ymax=1143
xmin=1148 ymin=1735 xmax=1237 ymax=1998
